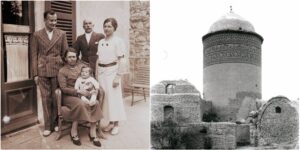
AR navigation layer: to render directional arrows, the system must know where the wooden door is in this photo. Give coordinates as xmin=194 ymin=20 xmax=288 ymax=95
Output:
xmin=1 ymin=1 xmax=37 ymax=134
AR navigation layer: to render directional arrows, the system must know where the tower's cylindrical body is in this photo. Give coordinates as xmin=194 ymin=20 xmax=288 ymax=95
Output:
xmin=202 ymin=12 xmax=263 ymax=121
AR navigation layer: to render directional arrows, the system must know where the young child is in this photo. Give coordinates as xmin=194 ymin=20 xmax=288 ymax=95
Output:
xmin=75 ymin=66 xmax=99 ymax=105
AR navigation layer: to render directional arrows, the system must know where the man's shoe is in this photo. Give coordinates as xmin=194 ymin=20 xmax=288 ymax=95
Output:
xmin=111 ymin=126 xmax=119 ymax=135
xmin=70 ymin=133 xmax=81 ymax=146
xmin=43 ymin=130 xmax=51 ymax=137
xmin=88 ymin=134 xmax=101 ymax=147
xmin=54 ymin=126 xmax=59 ymax=132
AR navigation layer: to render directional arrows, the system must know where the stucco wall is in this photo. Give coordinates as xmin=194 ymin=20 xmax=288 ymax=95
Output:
xmin=34 ymin=1 xmax=45 ymax=124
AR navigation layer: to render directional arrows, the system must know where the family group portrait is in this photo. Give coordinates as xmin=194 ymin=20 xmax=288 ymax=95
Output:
xmin=1 ymin=1 xmax=149 ymax=149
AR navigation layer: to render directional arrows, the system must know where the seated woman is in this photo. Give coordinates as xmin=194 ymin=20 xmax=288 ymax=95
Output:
xmin=57 ymin=47 xmax=102 ymax=147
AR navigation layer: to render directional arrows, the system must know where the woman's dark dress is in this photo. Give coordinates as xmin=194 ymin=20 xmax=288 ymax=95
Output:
xmin=57 ymin=62 xmax=102 ymax=122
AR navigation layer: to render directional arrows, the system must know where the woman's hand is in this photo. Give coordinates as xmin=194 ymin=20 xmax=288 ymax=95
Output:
xmin=82 ymin=99 xmax=90 ymax=105
xmin=112 ymin=75 xmax=120 ymax=88
xmin=77 ymin=89 xmax=91 ymax=97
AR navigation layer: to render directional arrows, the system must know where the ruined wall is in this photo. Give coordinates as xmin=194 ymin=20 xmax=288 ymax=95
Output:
xmin=257 ymin=97 xmax=299 ymax=145
xmin=236 ymin=124 xmax=250 ymax=146
xmin=151 ymin=80 xmax=203 ymax=125
xmin=207 ymin=122 xmax=236 ymax=149
xmin=151 ymin=122 xmax=237 ymax=149
xmin=151 ymin=94 xmax=202 ymax=125
xmin=151 ymin=80 xmax=200 ymax=94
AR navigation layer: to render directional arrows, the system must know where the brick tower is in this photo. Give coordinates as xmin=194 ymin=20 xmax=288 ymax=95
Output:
xmin=202 ymin=10 xmax=263 ymax=121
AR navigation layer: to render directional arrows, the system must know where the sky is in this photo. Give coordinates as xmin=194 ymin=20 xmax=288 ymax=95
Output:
xmin=151 ymin=0 xmax=300 ymax=100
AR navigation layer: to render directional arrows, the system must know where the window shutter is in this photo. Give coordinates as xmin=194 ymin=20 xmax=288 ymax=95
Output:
xmin=45 ymin=1 xmax=76 ymax=47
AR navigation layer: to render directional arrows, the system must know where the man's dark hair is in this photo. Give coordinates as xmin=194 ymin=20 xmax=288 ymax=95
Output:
xmin=44 ymin=10 xmax=56 ymax=19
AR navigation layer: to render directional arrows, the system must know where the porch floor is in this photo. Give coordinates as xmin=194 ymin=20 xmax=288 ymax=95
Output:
xmin=1 ymin=96 xmax=150 ymax=149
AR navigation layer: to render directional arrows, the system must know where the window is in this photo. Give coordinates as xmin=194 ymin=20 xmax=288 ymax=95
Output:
xmin=4 ymin=35 xmax=29 ymax=82
xmin=1 ymin=1 xmax=29 ymax=25
xmin=275 ymin=106 xmax=281 ymax=113
xmin=166 ymin=84 xmax=175 ymax=94
xmin=2 ymin=1 xmax=32 ymax=82
xmin=164 ymin=105 xmax=174 ymax=121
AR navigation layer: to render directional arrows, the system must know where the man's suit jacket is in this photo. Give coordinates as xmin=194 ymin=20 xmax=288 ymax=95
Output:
xmin=73 ymin=32 xmax=105 ymax=72
xmin=31 ymin=28 xmax=68 ymax=77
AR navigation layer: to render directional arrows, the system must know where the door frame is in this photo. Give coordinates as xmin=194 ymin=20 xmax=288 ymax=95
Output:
xmin=1 ymin=1 xmax=37 ymax=134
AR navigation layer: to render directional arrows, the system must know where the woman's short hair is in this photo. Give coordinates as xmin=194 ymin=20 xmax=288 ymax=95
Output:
xmin=103 ymin=18 xmax=118 ymax=31
xmin=63 ymin=47 xmax=78 ymax=62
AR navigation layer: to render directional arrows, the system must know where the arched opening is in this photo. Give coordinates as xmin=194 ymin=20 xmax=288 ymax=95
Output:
xmin=165 ymin=84 xmax=175 ymax=94
xmin=164 ymin=105 xmax=174 ymax=121
xmin=275 ymin=106 xmax=281 ymax=113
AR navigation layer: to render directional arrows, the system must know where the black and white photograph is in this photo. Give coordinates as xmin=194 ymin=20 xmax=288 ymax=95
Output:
xmin=1 ymin=1 xmax=149 ymax=149
xmin=151 ymin=0 xmax=299 ymax=149
xmin=1 ymin=0 xmax=300 ymax=150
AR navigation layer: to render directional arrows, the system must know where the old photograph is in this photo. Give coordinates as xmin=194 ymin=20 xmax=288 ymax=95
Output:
xmin=1 ymin=1 xmax=149 ymax=149
xmin=151 ymin=0 xmax=299 ymax=149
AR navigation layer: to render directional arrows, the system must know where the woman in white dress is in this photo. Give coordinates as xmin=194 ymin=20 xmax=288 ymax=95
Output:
xmin=96 ymin=18 xmax=126 ymax=135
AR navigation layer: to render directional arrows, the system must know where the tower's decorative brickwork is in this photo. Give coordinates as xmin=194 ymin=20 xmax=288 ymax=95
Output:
xmin=202 ymin=12 xmax=263 ymax=122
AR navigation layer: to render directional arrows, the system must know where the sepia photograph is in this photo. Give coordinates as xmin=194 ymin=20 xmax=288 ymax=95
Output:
xmin=1 ymin=1 xmax=149 ymax=149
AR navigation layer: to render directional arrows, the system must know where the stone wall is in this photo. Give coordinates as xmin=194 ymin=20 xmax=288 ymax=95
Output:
xmin=151 ymin=94 xmax=202 ymax=125
xmin=129 ymin=1 xmax=150 ymax=60
xmin=207 ymin=122 xmax=236 ymax=149
xmin=151 ymin=122 xmax=237 ymax=149
xmin=236 ymin=124 xmax=250 ymax=146
xmin=126 ymin=1 xmax=150 ymax=94
xmin=257 ymin=97 xmax=299 ymax=146
xmin=151 ymin=80 xmax=200 ymax=94
xmin=151 ymin=80 xmax=203 ymax=124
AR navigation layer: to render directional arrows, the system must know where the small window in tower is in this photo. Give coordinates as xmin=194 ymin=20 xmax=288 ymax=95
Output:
xmin=275 ymin=106 xmax=281 ymax=113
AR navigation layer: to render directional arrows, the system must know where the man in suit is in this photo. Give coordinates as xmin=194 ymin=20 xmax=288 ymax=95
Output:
xmin=31 ymin=10 xmax=68 ymax=137
xmin=73 ymin=19 xmax=105 ymax=74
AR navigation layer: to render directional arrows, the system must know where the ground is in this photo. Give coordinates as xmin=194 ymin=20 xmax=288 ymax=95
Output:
xmin=1 ymin=96 xmax=150 ymax=149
